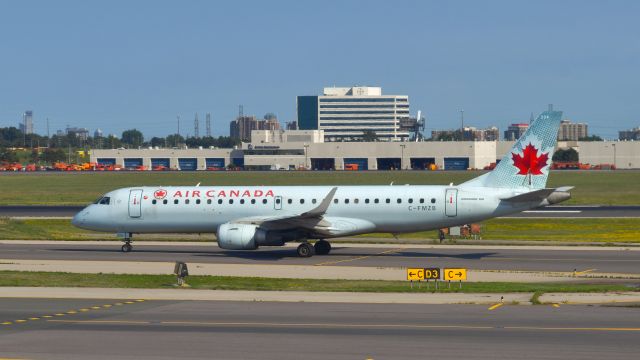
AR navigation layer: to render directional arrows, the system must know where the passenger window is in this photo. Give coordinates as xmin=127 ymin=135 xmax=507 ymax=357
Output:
xmin=163 ymin=199 xmax=168 ymax=205
xmin=174 ymin=199 xmax=179 ymax=204
xmin=276 ymin=198 xmax=281 ymax=204
xmin=196 ymin=199 xmax=201 ymax=204
xmin=312 ymin=199 xmax=317 ymax=204
xmin=262 ymin=199 xmax=267 ymax=204
xmin=431 ymin=198 xmax=436 ymax=203
xmin=185 ymin=199 xmax=190 ymax=205
xmin=385 ymin=199 xmax=390 ymax=204
xmin=240 ymin=199 xmax=245 ymax=204
xmin=365 ymin=199 xmax=370 ymax=204
xmin=251 ymin=199 xmax=256 ymax=204
xmin=397 ymin=198 xmax=402 ymax=204
xmin=345 ymin=199 xmax=349 ymax=204
xmin=288 ymin=199 xmax=292 ymax=204
xmin=354 ymin=199 xmax=359 ymax=204
xmin=420 ymin=198 xmax=424 ymax=204
xmin=408 ymin=199 xmax=413 ymax=204
xmin=152 ymin=199 xmax=157 ymax=205
xmin=218 ymin=199 xmax=223 ymax=204
xmin=207 ymin=199 xmax=212 ymax=204
xmin=229 ymin=199 xmax=234 ymax=204
xmin=374 ymin=199 xmax=379 ymax=204
xmin=334 ymin=199 xmax=339 ymax=204
xmin=300 ymin=199 xmax=305 ymax=204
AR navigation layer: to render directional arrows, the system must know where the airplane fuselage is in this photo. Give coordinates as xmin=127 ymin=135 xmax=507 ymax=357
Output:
xmin=73 ymin=185 xmax=532 ymax=236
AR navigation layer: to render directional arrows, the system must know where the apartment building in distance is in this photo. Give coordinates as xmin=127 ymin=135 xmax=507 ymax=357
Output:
xmin=558 ymin=119 xmax=588 ymax=141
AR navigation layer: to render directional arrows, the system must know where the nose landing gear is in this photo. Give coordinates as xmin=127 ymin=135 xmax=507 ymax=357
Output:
xmin=118 ymin=232 xmax=133 ymax=253
xmin=121 ymin=242 xmax=133 ymax=253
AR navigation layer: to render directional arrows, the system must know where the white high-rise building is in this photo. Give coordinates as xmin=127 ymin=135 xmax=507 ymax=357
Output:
xmin=21 ymin=111 xmax=34 ymax=134
xmin=297 ymin=86 xmax=410 ymax=141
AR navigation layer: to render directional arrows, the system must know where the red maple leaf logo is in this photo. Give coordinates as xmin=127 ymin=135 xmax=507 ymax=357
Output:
xmin=154 ymin=189 xmax=167 ymax=199
xmin=512 ymin=143 xmax=549 ymax=175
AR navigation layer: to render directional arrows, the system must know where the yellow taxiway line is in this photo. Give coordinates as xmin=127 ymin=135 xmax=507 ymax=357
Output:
xmin=314 ymin=248 xmax=406 ymax=266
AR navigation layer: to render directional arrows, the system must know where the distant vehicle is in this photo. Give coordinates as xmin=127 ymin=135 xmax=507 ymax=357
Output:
xmin=73 ymin=110 xmax=573 ymax=256
xmin=344 ymin=163 xmax=359 ymax=171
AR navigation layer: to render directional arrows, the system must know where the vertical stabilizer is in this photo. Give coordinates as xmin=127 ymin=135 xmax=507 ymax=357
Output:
xmin=461 ymin=110 xmax=563 ymax=189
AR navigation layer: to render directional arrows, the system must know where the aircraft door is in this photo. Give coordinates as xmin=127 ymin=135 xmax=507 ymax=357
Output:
xmin=445 ymin=189 xmax=457 ymax=217
xmin=128 ymin=189 xmax=143 ymax=218
xmin=274 ymin=195 xmax=283 ymax=210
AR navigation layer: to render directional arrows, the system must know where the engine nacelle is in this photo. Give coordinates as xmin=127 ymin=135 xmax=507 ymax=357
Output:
xmin=216 ymin=223 xmax=293 ymax=250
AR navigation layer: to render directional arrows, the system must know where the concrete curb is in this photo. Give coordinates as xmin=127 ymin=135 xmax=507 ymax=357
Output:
xmin=0 ymin=287 xmax=526 ymax=305
xmin=3 ymin=259 xmax=632 ymax=282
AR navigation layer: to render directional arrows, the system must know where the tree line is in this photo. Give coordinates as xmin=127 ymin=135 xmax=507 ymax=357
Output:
xmin=0 ymin=126 xmax=241 ymax=163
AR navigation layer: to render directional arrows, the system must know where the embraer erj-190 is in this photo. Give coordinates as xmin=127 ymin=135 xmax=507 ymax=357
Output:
xmin=73 ymin=110 xmax=572 ymax=257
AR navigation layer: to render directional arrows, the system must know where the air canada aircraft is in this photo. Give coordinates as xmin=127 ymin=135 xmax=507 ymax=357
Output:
xmin=73 ymin=110 xmax=572 ymax=257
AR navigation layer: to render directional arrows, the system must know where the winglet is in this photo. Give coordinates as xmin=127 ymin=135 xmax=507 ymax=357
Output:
xmin=300 ymin=187 xmax=338 ymax=218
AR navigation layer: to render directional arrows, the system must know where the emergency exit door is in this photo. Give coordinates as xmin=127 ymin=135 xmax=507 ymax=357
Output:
xmin=128 ymin=189 xmax=143 ymax=218
xmin=445 ymin=189 xmax=458 ymax=217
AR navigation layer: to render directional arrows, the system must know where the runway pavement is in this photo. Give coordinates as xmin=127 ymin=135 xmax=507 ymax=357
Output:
xmin=2 ymin=242 xmax=639 ymax=274
xmin=1 ymin=299 xmax=639 ymax=359
xmin=2 ymin=205 xmax=640 ymax=218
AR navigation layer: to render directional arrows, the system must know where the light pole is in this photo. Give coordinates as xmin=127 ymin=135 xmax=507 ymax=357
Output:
xmin=400 ymin=144 xmax=406 ymax=170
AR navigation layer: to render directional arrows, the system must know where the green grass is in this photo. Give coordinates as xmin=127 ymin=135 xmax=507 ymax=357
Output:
xmin=0 ymin=170 xmax=638 ymax=205
xmin=0 ymin=271 xmax=633 ymax=293
xmin=0 ymin=218 xmax=211 ymax=241
xmin=2 ymin=217 xmax=639 ymax=242
xmin=359 ymin=218 xmax=640 ymax=243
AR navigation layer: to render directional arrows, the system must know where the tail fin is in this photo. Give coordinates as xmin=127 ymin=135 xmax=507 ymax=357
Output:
xmin=461 ymin=110 xmax=563 ymax=189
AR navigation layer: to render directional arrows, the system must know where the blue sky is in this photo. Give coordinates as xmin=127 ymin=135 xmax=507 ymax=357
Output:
xmin=0 ymin=0 xmax=638 ymax=139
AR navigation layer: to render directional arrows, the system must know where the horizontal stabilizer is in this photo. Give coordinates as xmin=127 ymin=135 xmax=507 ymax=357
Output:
xmin=501 ymin=188 xmax=557 ymax=202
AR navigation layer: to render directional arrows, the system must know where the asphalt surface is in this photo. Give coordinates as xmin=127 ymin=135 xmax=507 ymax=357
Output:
xmin=2 ymin=242 xmax=640 ymax=274
xmin=1 ymin=299 xmax=639 ymax=359
xmin=1 ymin=205 xmax=640 ymax=218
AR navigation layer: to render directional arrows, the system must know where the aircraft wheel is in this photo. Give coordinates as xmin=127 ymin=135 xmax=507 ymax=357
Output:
xmin=121 ymin=244 xmax=133 ymax=253
xmin=297 ymin=243 xmax=315 ymax=258
xmin=314 ymin=240 xmax=331 ymax=255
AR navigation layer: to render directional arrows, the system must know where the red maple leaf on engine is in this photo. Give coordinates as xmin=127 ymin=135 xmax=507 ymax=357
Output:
xmin=511 ymin=143 xmax=549 ymax=175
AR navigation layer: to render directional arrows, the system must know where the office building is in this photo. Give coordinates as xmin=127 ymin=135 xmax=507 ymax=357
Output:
xmin=619 ymin=127 xmax=640 ymax=141
xmin=20 ymin=111 xmax=34 ymax=135
xmin=558 ymin=120 xmax=588 ymax=141
xmin=297 ymin=86 xmax=410 ymax=142
xmin=504 ymin=123 xmax=529 ymax=141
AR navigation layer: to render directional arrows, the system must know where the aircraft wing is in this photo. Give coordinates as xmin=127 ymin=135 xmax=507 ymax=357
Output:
xmin=231 ymin=187 xmax=375 ymax=236
xmin=234 ymin=187 xmax=337 ymax=230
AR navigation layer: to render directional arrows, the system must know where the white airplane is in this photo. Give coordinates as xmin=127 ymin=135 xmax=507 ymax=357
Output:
xmin=73 ymin=110 xmax=572 ymax=257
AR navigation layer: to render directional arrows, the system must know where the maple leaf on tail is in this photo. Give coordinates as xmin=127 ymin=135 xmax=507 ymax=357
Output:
xmin=511 ymin=143 xmax=549 ymax=175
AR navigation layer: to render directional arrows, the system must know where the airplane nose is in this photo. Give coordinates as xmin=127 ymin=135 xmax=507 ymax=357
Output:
xmin=71 ymin=210 xmax=87 ymax=227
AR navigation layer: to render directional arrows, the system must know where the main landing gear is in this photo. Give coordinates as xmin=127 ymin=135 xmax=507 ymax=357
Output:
xmin=296 ymin=240 xmax=331 ymax=258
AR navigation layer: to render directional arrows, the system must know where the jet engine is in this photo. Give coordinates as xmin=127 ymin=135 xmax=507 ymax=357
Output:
xmin=216 ymin=223 xmax=304 ymax=250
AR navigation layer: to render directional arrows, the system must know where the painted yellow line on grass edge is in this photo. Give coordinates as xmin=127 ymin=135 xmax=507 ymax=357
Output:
xmin=314 ymin=248 xmax=406 ymax=266
xmin=488 ymin=303 xmax=504 ymax=311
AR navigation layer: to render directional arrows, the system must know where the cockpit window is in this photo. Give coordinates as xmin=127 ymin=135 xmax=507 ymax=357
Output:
xmin=94 ymin=196 xmax=110 ymax=205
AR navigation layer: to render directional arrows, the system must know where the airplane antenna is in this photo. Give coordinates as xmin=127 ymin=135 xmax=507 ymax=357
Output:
xmin=390 ymin=182 xmax=394 ymax=186
xmin=195 ymin=182 xmax=201 ymax=187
